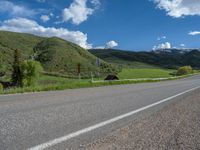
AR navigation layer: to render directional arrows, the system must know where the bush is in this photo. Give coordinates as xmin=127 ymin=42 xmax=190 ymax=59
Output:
xmin=21 ymin=60 xmax=43 ymax=87
xmin=177 ymin=66 xmax=193 ymax=76
xmin=0 ymin=83 xmax=3 ymax=91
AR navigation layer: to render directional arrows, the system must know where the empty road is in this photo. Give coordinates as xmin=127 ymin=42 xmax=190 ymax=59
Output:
xmin=0 ymin=75 xmax=200 ymax=149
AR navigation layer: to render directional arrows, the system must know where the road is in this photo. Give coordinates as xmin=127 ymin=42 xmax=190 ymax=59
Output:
xmin=0 ymin=75 xmax=200 ymax=150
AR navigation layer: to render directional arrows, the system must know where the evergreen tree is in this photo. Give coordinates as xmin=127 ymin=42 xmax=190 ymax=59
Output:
xmin=11 ymin=49 xmax=23 ymax=87
xmin=0 ymin=55 xmax=5 ymax=77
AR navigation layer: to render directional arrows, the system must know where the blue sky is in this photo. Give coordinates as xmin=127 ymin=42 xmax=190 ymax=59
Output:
xmin=0 ymin=0 xmax=200 ymax=51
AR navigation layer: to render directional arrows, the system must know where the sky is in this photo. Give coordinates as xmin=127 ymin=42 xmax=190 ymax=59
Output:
xmin=0 ymin=0 xmax=200 ymax=51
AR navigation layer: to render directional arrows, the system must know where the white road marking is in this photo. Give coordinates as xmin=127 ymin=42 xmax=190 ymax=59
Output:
xmin=28 ymin=86 xmax=200 ymax=150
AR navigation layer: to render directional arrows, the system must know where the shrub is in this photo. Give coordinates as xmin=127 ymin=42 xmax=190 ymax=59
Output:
xmin=21 ymin=60 xmax=43 ymax=87
xmin=0 ymin=83 xmax=3 ymax=91
xmin=177 ymin=66 xmax=193 ymax=76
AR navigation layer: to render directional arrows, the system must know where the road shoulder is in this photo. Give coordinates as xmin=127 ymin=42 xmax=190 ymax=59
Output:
xmin=84 ymin=89 xmax=200 ymax=150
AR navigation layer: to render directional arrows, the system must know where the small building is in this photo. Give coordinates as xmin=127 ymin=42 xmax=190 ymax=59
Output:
xmin=104 ymin=75 xmax=119 ymax=81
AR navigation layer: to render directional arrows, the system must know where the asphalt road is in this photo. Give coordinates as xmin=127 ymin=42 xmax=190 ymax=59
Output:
xmin=85 ymin=84 xmax=200 ymax=150
xmin=0 ymin=75 xmax=200 ymax=150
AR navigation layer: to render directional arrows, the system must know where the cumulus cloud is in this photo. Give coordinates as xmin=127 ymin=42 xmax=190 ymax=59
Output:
xmin=93 ymin=40 xmax=119 ymax=49
xmin=106 ymin=41 xmax=119 ymax=48
xmin=40 ymin=15 xmax=50 ymax=22
xmin=0 ymin=0 xmax=36 ymax=17
xmin=62 ymin=0 xmax=100 ymax=25
xmin=0 ymin=18 xmax=92 ymax=49
xmin=153 ymin=0 xmax=200 ymax=18
xmin=189 ymin=31 xmax=200 ymax=35
xmin=153 ymin=42 xmax=171 ymax=50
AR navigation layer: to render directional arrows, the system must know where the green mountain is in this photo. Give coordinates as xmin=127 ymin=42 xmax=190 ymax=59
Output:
xmin=89 ymin=49 xmax=200 ymax=69
xmin=0 ymin=31 xmax=115 ymax=77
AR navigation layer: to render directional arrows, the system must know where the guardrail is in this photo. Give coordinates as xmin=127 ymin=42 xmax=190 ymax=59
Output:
xmin=91 ymin=73 xmax=199 ymax=83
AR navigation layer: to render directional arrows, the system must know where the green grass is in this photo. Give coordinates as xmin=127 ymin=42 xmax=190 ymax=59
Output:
xmin=118 ymin=68 xmax=175 ymax=79
xmin=1 ymin=69 xmax=198 ymax=95
xmin=0 ymin=75 xmax=174 ymax=95
xmin=1 ymin=73 xmax=196 ymax=95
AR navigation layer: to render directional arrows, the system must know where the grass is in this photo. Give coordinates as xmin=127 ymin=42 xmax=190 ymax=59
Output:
xmin=105 ymin=59 xmax=159 ymax=69
xmin=118 ymin=68 xmax=175 ymax=79
xmin=0 ymin=76 xmax=171 ymax=95
xmin=1 ymin=69 xmax=198 ymax=95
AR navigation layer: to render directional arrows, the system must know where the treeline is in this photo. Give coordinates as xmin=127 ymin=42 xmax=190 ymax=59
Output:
xmin=90 ymin=49 xmax=200 ymax=69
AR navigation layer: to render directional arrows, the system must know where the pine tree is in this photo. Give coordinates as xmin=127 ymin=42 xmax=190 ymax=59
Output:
xmin=11 ymin=49 xmax=23 ymax=87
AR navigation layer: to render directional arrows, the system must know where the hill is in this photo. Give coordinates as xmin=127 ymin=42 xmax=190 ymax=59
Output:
xmin=89 ymin=49 xmax=200 ymax=69
xmin=0 ymin=31 xmax=115 ymax=77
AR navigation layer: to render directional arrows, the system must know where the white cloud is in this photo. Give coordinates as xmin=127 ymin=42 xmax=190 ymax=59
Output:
xmin=0 ymin=0 xmax=36 ymax=17
xmin=153 ymin=42 xmax=171 ymax=50
xmin=180 ymin=43 xmax=185 ymax=47
xmin=94 ymin=40 xmax=119 ymax=49
xmin=50 ymin=13 xmax=54 ymax=17
xmin=157 ymin=36 xmax=166 ymax=41
xmin=40 ymin=15 xmax=50 ymax=22
xmin=189 ymin=31 xmax=200 ymax=35
xmin=37 ymin=0 xmax=46 ymax=2
xmin=153 ymin=0 xmax=200 ymax=18
xmin=106 ymin=41 xmax=119 ymax=48
xmin=94 ymin=46 xmax=105 ymax=49
xmin=0 ymin=18 xmax=92 ymax=49
xmin=91 ymin=0 xmax=101 ymax=9
xmin=62 ymin=0 xmax=100 ymax=25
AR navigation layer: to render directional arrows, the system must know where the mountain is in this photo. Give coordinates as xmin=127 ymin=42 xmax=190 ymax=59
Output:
xmin=0 ymin=31 xmax=115 ymax=77
xmin=89 ymin=49 xmax=200 ymax=69
xmin=153 ymin=48 xmax=200 ymax=54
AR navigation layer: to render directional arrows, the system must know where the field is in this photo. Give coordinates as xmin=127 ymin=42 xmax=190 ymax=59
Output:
xmin=0 ymin=68 xmax=179 ymax=94
xmin=118 ymin=68 xmax=175 ymax=79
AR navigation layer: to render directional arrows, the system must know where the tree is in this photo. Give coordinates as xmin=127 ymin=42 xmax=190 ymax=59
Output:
xmin=0 ymin=55 xmax=6 ymax=77
xmin=11 ymin=49 xmax=23 ymax=87
xmin=21 ymin=60 xmax=43 ymax=86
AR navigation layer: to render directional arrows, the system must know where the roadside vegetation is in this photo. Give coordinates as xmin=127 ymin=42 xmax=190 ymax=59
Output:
xmin=0 ymin=74 xmax=186 ymax=94
xmin=177 ymin=66 xmax=193 ymax=76
xmin=0 ymin=31 xmax=199 ymax=95
xmin=0 ymin=67 xmax=198 ymax=95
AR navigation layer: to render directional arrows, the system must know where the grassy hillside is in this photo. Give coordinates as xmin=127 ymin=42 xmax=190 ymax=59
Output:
xmin=0 ymin=31 xmax=44 ymax=72
xmin=89 ymin=49 xmax=200 ymax=69
xmin=33 ymin=37 xmax=98 ymax=75
xmin=0 ymin=31 xmax=116 ymax=77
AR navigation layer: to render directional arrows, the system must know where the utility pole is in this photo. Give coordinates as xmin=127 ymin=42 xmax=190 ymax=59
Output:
xmin=77 ymin=63 xmax=81 ymax=80
xmin=91 ymin=72 xmax=94 ymax=82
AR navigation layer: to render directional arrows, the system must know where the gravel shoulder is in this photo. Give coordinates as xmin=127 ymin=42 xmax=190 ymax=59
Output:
xmin=84 ymin=89 xmax=200 ymax=150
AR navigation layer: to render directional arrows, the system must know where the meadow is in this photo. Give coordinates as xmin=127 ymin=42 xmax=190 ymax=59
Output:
xmin=0 ymin=68 xmax=180 ymax=94
xmin=118 ymin=68 xmax=175 ymax=79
